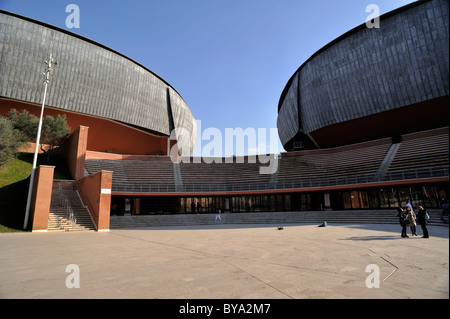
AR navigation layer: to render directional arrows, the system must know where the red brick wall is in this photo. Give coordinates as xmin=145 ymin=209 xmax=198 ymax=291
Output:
xmin=30 ymin=165 xmax=55 ymax=232
xmin=60 ymin=126 xmax=88 ymax=180
xmin=0 ymin=98 xmax=169 ymax=155
xmin=76 ymin=170 xmax=113 ymax=231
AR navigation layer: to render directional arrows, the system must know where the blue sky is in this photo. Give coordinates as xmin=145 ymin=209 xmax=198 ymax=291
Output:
xmin=0 ymin=0 xmax=415 ymax=155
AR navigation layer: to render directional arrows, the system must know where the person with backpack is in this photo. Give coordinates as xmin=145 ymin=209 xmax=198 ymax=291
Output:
xmin=417 ymin=205 xmax=430 ymax=238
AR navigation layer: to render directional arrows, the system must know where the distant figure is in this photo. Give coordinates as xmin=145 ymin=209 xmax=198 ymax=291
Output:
xmin=396 ymin=207 xmax=408 ymax=238
xmin=215 ymin=209 xmax=222 ymax=221
xmin=191 ymin=201 xmax=196 ymax=213
xmin=111 ymin=203 xmax=118 ymax=216
xmin=441 ymin=202 xmax=449 ymax=224
xmin=417 ymin=206 xmax=430 ymax=238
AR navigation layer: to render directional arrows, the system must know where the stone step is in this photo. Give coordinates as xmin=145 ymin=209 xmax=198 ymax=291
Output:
xmin=110 ymin=210 xmax=447 ymax=229
xmin=48 ymin=188 xmax=96 ymax=232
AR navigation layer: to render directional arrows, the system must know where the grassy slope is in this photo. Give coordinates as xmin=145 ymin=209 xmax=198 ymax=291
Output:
xmin=0 ymin=153 xmax=71 ymax=232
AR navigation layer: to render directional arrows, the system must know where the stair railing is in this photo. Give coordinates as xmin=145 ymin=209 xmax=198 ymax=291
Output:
xmin=65 ymin=196 xmax=77 ymax=231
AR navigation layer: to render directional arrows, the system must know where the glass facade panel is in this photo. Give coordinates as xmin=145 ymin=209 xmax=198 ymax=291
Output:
xmin=398 ymin=187 xmax=410 ymax=207
xmin=302 ymin=193 xmax=312 ymax=210
xmin=388 ymin=188 xmax=400 ymax=207
xmin=284 ymin=194 xmax=291 ymax=211
xmin=379 ymin=189 xmax=390 ymax=208
xmin=350 ymin=191 xmax=360 ymax=209
xmin=410 ymin=186 xmax=422 ymax=207
xmin=111 ymin=183 xmax=448 ymax=216
xmin=342 ymin=192 xmax=352 ymax=209
xmin=360 ymin=191 xmax=370 ymax=208
xmin=367 ymin=189 xmax=380 ymax=208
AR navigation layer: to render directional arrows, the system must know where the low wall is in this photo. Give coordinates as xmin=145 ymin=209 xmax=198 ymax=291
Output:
xmin=76 ymin=170 xmax=113 ymax=231
xmin=29 ymin=165 xmax=55 ymax=232
xmin=109 ymin=209 xmax=447 ymax=229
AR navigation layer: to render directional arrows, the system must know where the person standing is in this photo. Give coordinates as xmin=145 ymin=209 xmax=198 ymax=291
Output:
xmin=396 ymin=207 xmax=408 ymax=238
xmin=215 ymin=209 xmax=222 ymax=221
xmin=405 ymin=205 xmax=418 ymax=236
xmin=417 ymin=205 xmax=430 ymax=238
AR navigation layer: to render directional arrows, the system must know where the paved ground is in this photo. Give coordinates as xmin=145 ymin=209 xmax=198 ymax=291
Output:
xmin=0 ymin=223 xmax=448 ymax=299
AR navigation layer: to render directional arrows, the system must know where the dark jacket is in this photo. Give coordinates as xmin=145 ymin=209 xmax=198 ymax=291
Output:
xmin=396 ymin=209 xmax=407 ymax=225
xmin=417 ymin=209 xmax=428 ymax=225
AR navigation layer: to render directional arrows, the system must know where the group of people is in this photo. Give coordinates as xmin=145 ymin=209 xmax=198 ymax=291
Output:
xmin=396 ymin=204 xmax=429 ymax=238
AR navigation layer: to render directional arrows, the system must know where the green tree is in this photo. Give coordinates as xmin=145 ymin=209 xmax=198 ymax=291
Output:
xmin=7 ymin=109 xmax=39 ymax=143
xmin=2 ymin=109 xmax=71 ymax=163
xmin=40 ymin=114 xmax=71 ymax=159
xmin=0 ymin=117 xmax=23 ymax=165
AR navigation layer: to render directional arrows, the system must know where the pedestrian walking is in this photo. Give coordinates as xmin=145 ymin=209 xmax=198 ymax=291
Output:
xmin=396 ymin=207 xmax=408 ymax=238
xmin=215 ymin=209 xmax=222 ymax=221
xmin=405 ymin=205 xmax=418 ymax=236
xmin=417 ymin=205 xmax=430 ymax=238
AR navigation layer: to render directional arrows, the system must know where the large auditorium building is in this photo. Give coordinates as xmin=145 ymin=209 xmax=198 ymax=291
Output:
xmin=0 ymin=0 xmax=448 ymax=231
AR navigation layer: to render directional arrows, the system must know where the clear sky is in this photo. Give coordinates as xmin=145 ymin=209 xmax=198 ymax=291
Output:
xmin=0 ymin=0 xmax=416 ymax=156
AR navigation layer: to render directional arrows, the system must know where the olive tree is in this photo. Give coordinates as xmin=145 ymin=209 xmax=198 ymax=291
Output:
xmin=1 ymin=109 xmax=71 ymax=164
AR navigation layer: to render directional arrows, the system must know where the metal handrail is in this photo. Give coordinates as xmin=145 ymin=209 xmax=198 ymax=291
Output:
xmin=110 ymin=165 xmax=449 ymax=194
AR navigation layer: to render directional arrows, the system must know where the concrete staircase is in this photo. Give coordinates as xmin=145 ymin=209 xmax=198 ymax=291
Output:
xmin=110 ymin=209 xmax=446 ymax=229
xmin=48 ymin=189 xmax=96 ymax=231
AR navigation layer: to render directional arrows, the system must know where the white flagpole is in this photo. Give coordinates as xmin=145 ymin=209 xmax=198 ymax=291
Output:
xmin=23 ymin=54 xmax=55 ymax=230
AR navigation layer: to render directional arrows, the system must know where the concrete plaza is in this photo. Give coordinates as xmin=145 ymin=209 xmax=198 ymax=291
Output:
xmin=0 ymin=223 xmax=448 ymax=299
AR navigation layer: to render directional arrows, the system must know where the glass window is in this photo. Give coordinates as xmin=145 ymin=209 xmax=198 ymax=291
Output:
xmin=284 ymin=194 xmax=291 ymax=211
xmin=409 ymin=186 xmax=422 ymax=207
xmin=379 ymin=189 xmax=390 ymax=208
xmin=367 ymin=190 xmax=380 ymax=209
xmin=422 ymin=186 xmax=437 ymax=208
xmin=187 ymin=197 xmax=195 ymax=213
xmin=268 ymin=195 xmax=275 ymax=212
xmin=330 ymin=192 xmax=344 ymax=210
xmin=350 ymin=191 xmax=360 ymax=209
xmin=261 ymin=195 xmax=268 ymax=212
xmin=275 ymin=195 xmax=284 ymax=211
xmin=254 ymin=196 xmax=261 ymax=212
xmin=388 ymin=188 xmax=400 ymax=207
xmin=304 ymin=193 xmax=312 ymax=210
xmin=359 ymin=191 xmax=370 ymax=208
xmin=342 ymin=192 xmax=352 ymax=209
xmin=248 ymin=196 xmax=254 ymax=212
xmin=180 ymin=197 xmax=186 ymax=214
xmin=398 ymin=187 xmax=410 ymax=207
